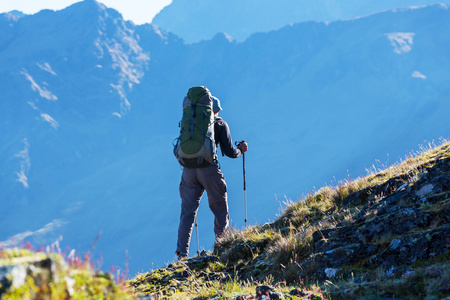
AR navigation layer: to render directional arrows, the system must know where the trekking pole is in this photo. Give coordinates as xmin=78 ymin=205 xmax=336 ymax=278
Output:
xmin=235 ymin=140 xmax=247 ymax=227
xmin=195 ymin=216 xmax=200 ymax=256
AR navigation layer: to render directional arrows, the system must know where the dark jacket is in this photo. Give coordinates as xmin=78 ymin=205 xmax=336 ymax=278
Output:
xmin=214 ymin=117 xmax=242 ymax=159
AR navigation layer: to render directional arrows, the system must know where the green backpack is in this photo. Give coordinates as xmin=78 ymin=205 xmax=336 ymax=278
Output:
xmin=173 ymin=86 xmax=217 ymax=168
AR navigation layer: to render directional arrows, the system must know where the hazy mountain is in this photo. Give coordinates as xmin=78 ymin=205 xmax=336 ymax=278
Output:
xmin=1 ymin=0 xmax=449 ymax=275
xmin=0 ymin=0 xmax=173 ymax=274
xmin=152 ymin=0 xmax=450 ymax=42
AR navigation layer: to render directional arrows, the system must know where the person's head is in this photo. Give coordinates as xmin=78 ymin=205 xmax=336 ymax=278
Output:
xmin=212 ymin=96 xmax=222 ymax=114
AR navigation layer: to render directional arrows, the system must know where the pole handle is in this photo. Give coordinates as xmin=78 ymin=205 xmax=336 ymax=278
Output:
xmin=235 ymin=140 xmax=247 ymax=191
xmin=235 ymin=140 xmax=246 ymax=148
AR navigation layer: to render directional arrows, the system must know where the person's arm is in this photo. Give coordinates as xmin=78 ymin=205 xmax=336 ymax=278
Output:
xmin=217 ymin=120 xmax=247 ymax=158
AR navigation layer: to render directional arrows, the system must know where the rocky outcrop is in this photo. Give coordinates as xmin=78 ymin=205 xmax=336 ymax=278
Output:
xmin=0 ymin=249 xmax=129 ymax=299
xmin=1 ymin=255 xmax=57 ymax=296
xmin=310 ymin=155 xmax=450 ymax=274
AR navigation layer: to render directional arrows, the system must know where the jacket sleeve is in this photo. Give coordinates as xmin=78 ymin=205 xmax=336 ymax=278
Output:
xmin=216 ymin=120 xmax=242 ymax=159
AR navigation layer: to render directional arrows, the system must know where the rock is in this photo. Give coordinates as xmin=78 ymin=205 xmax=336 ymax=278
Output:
xmin=364 ymin=224 xmax=450 ymax=268
xmin=269 ymin=291 xmax=283 ymax=299
xmin=416 ymin=184 xmax=434 ymax=198
xmin=137 ymin=295 xmax=156 ymax=300
xmin=312 ymin=228 xmax=336 ymax=243
xmin=444 ymin=202 xmax=450 ymax=223
xmin=1 ymin=264 xmax=27 ymax=288
xmin=425 ymin=266 xmax=443 ymax=277
xmin=0 ymin=250 xmax=122 ymax=299
xmin=384 ymin=266 xmax=411 ymax=279
xmin=206 ymin=272 xmax=224 ymax=281
xmin=185 ymin=255 xmax=220 ymax=270
xmin=365 ymin=244 xmax=379 ymax=254
xmin=401 ymin=270 xmax=416 ymax=279
xmin=289 ymin=289 xmax=306 ymax=297
xmin=256 ymin=285 xmax=273 ymax=296
xmin=342 ymin=187 xmax=372 ymax=208
xmin=174 ymin=270 xmax=188 ymax=278
xmin=325 ymin=268 xmax=338 ymax=278
xmin=323 ymin=245 xmax=359 ymax=268
xmin=356 ymin=205 xmax=435 ymax=244
xmin=389 ymin=239 xmax=401 ymax=250
xmin=0 ymin=256 xmax=58 ymax=297
xmin=439 ymin=279 xmax=450 ymax=292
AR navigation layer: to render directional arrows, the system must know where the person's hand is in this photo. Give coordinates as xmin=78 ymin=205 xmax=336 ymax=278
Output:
xmin=238 ymin=141 xmax=248 ymax=153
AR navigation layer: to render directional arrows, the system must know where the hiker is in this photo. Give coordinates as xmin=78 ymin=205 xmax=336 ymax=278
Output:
xmin=175 ymin=90 xmax=248 ymax=260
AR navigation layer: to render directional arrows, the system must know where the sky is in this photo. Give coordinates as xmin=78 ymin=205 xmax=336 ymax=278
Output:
xmin=0 ymin=0 xmax=172 ymax=24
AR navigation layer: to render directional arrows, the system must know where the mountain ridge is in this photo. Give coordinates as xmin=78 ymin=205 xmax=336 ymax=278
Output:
xmin=153 ymin=0 xmax=450 ymax=42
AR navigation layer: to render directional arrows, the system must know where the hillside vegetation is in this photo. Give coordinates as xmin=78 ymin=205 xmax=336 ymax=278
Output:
xmin=127 ymin=141 xmax=450 ymax=299
xmin=0 ymin=247 xmax=131 ymax=299
xmin=1 ymin=141 xmax=449 ymax=299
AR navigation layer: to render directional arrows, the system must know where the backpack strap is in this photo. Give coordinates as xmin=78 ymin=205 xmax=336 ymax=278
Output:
xmin=214 ymin=116 xmax=225 ymax=157
xmin=190 ymin=103 xmax=196 ymax=138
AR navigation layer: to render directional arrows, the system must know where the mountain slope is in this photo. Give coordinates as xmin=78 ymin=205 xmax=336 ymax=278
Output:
xmin=0 ymin=0 xmax=173 ymax=274
xmin=152 ymin=0 xmax=450 ymax=42
xmin=128 ymin=142 xmax=450 ymax=299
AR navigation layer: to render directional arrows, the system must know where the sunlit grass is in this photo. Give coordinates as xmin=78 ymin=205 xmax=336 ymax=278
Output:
xmin=0 ymin=244 xmax=132 ymax=299
xmin=130 ymin=140 xmax=450 ymax=299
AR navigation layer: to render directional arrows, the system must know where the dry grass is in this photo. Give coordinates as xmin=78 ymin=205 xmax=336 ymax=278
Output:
xmin=128 ymin=140 xmax=450 ymax=299
xmin=280 ymin=140 xmax=450 ymax=229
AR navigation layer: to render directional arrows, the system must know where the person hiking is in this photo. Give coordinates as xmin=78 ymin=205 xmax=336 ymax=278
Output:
xmin=175 ymin=92 xmax=248 ymax=260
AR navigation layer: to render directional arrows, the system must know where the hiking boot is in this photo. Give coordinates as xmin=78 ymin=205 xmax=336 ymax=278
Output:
xmin=176 ymin=251 xmax=187 ymax=261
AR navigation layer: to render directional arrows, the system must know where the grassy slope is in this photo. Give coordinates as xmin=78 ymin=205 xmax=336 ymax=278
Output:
xmin=127 ymin=141 xmax=450 ymax=299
